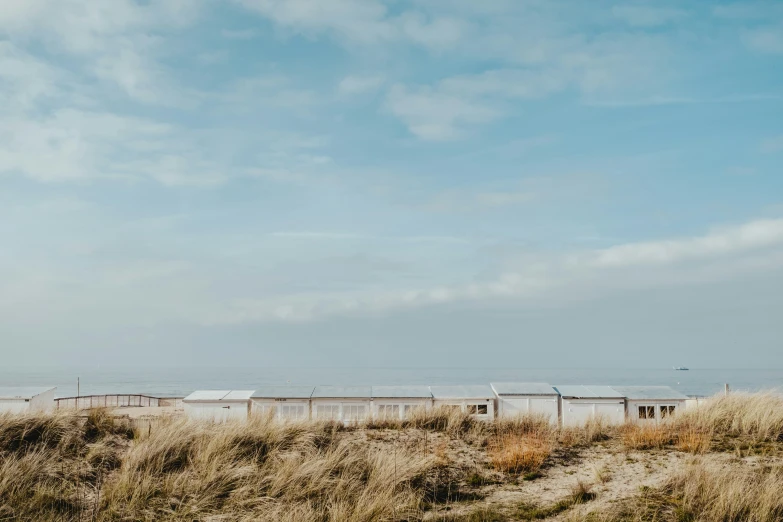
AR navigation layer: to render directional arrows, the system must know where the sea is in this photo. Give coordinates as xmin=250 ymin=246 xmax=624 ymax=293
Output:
xmin=1 ymin=366 xmax=782 ymax=398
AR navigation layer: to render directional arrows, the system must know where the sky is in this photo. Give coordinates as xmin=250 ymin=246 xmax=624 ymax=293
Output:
xmin=1 ymin=0 xmax=782 ymax=368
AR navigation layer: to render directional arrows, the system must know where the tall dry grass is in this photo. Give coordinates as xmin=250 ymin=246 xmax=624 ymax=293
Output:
xmin=364 ymin=405 xmax=479 ymax=437
xmin=670 ymin=461 xmax=783 ymax=521
xmin=619 ymin=421 xmax=679 ymax=450
xmin=99 ymin=416 xmax=435 ymax=521
xmin=559 ymin=415 xmax=613 ymax=447
xmin=0 ymin=411 xmax=437 ymax=521
xmin=618 ymin=391 xmax=783 ymax=453
xmin=674 ymin=391 xmax=783 ymax=443
xmin=0 ymin=409 xmax=133 ymax=521
xmin=581 ymin=460 xmax=783 ymax=522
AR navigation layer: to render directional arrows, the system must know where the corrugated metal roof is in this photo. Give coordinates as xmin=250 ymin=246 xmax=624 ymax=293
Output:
xmin=611 ymin=386 xmax=689 ymax=400
xmin=430 ymin=385 xmax=496 ymax=399
xmin=371 ymin=385 xmax=432 ymax=398
xmin=252 ymin=386 xmax=315 ymax=399
xmin=223 ymin=390 xmax=255 ymax=401
xmin=183 ymin=390 xmax=231 ymax=402
xmin=490 ymin=382 xmax=557 ymax=396
xmin=0 ymin=386 xmax=55 ymax=400
xmin=312 ymin=386 xmax=372 ymax=399
xmin=554 ymin=385 xmax=624 ymax=398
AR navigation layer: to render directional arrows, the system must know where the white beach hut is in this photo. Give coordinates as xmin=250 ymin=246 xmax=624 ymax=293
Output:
xmin=311 ymin=386 xmax=372 ymax=424
xmin=611 ymin=386 xmax=688 ymax=423
xmin=430 ymin=385 xmax=496 ymax=420
xmin=182 ymin=390 xmax=254 ymax=422
xmin=371 ymin=385 xmax=433 ymax=420
xmin=490 ymin=383 xmax=559 ymax=424
xmin=251 ymin=386 xmax=314 ymax=421
xmin=554 ymin=385 xmax=625 ymax=426
xmin=0 ymin=387 xmax=56 ymax=414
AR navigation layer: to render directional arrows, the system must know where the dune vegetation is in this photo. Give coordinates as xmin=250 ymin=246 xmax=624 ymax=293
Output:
xmin=1 ymin=392 xmax=782 ymax=521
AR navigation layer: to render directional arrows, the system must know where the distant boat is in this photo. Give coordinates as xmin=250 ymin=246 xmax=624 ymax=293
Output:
xmin=673 ymin=367 xmax=689 ymax=371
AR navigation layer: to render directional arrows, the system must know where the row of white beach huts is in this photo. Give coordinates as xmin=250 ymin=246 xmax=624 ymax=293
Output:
xmin=182 ymin=383 xmax=694 ymax=427
xmin=0 ymin=383 xmax=696 ymax=427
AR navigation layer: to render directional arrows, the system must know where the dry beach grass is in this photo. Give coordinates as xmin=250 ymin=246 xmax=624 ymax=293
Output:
xmin=1 ymin=392 xmax=783 ymax=521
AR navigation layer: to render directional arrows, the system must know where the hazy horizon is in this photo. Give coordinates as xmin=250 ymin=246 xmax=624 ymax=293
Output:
xmin=2 ymin=1 xmax=782 ymax=368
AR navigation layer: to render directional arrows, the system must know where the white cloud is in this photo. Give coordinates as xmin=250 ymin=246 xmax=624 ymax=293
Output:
xmin=227 ymin=0 xmax=674 ymax=140
xmin=384 ymin=63 xmax=616 ymax=139
xmin=0 ymin=42 xmax=66 ymax=110
xmin=234 ymin=0 xmax=394 ymax=44
xmin=0 ymin=109 xmax=237 ymax=186
xmin=0 ymin=110 xmax=168 ymax=182
xmin=338 ymin=75 xmax=385 ymax=95
xmin=761 ymin=135 xmax=783 ymax=153
xmin=744 ymin=25 xmax=783 ymax=55
xmin=383 ymin=29 xmax=666 ymax=138
xmin=585 ymin=219 xmax=783 ymax=268
xmin=385 ymin=84 xmax=498 ymax=141
xmin=0 ymin=0 xmax=202 ymax=104
xmin=612 ymin=5 xmax=687 ymax=27
xmin=201 ymin=217 xmax=783 ymax=323
xmin=235 ymin=0 xmax=468 ymax=52
xmin=3 ymin=209 xmax=782 ymax=330
xmin=397 ymin=12 xmax=467 ymax=51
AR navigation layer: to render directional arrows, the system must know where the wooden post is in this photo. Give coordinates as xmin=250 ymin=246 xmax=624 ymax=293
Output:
xmin=724 ymin=383 xmax=730 ymax=396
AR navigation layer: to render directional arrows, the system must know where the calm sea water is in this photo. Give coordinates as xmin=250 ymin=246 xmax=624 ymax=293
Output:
xmin=1 ymin=366 xmax=782 ymax=398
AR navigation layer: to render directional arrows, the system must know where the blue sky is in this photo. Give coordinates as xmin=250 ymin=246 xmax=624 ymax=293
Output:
xmin=1 ymin=0 xmax=782 ymax=367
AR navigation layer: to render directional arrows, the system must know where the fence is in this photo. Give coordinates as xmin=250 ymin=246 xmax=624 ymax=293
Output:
xmin=158 ymin=397 xmax=185 ymax=410
xmin=55 ymin=394 xmax=162 ymax=410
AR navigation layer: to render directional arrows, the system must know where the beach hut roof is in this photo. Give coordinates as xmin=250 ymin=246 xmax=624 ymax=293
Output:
xmin=610 ymin=386 xmax=689 ymax=400
xmin=554 ymin=385 xmax=624 ymax=399
xmin=252 ymin=386 xmax=315 ymax=399
xmin=312 ymin=385 xmax=372 ymax=399
xmin=429 ymin=385 xmax=495 ymax=399
xmin=183 ymin=390 xmax=231 ymax=401
xmin=371 ymin=385 xmax=433 ymax=398
xmin=0 ymin=386 xmax=55 ymax=400
xmin=223 ymin=390 xmax=255 ymax=401
xmin=490 ymin=382 xmax=557 ymax=396
xmin=183 ymin=390 xmax=254 ymax=402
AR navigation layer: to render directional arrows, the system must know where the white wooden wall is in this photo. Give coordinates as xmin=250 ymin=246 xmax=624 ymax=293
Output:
xmin=496 ymin=396 xmax=558 ymax=424
xmin=184 ymin=401 xmax=249 ymax=422
xmin=560 ymin=398 xmax=625 ymax=426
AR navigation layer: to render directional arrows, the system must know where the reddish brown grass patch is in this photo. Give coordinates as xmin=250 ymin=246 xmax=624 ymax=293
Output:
xmin=487 ymin=433 xmax=551 ymax=474
xmin=620 ymin=423 xmax=676 ymax=450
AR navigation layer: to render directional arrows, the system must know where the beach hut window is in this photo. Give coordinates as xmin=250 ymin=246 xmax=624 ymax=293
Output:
xmin=317 ymin=405 xmax=340 ymax=420
xmin=403 ymin=405 xmax=421 ymax=417
xmin=256 ymin=404 xmax=275 ymax=416
xmin=281 ymin=404 xmax=306 ymax=419
xmin=467 ymin=404 xmax=488 ymax=415
xmin=638 ymin=406 xmax=656 ymax=419
xmin=378 ymin=404 xmax=400 ymax=419
xmin=343 ymin=404 xmax=367 ymax=421
xmin=660 ymin=405 xmax=676 ymax=418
